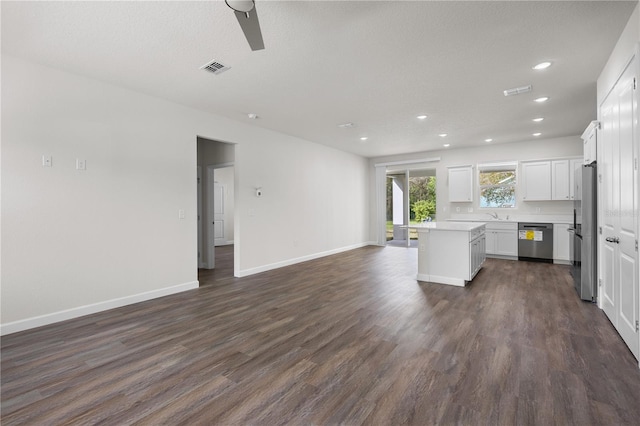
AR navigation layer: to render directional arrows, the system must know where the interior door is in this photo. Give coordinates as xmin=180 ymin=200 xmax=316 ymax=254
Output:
xmin=213 ymin=182 xmax=225 ymax=246
xmin=600 ymin=55 xmax=639 ymax=360
xmin=616 ymin=61 xmax=638 ymax=359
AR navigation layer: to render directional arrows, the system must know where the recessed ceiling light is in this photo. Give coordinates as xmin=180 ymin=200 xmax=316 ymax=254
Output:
xmin=417 ymin=115 xmax=428 ymax=120
xmin=533 ymin=132 xmax=542 ymax=137
xmin=443 ymin=144 xmax=451 ymax=147
xmin=532 ymin=117 xmax=544 ymax=122
xmin=533 ymin=61 xmax=552 ymax=70
xmin=337 ymin=122 xmax=355 ymax=128
xmin=534 ymin=97 xmax=549 ymax=103
xmin=439 ymin=133 xmax=448 ymax=137
xmin=247 ymin=113 xmax=258 ymax=119
xmin=484 ymin=138 xmax=493 ymax=142
xmin=360 ymin=136 xmax=368 ymax=141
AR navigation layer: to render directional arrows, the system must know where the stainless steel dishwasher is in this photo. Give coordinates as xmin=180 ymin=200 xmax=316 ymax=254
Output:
xmin=518 ymin=223 xmax=553 ymax=263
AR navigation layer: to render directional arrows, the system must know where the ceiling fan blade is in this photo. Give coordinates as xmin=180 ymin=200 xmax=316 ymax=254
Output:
xmin=233 ymin=9 xmax=265 ymax=51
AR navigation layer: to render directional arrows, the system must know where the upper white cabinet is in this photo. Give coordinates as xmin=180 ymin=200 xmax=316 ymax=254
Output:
xmin=551 ymin=160 xmax=570 ymax=200
xmin=569 ymin=158 xmax=582 ymax=200
xmin=522 ymin=158 xmax=582 ymax=201
xmin=582 ymin=121 xmax=598 ymax=164
xmin=448 ymin=166 xmax=473 ymax=202
xmin=521 ymin=161 xmax=551 ymax=201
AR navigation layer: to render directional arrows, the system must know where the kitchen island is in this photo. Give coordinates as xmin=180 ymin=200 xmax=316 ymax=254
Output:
xmin=408 ymin=222 xmax=486 ymax=286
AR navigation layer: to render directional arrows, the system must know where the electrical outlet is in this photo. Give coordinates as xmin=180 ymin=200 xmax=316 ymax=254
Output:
xmin=456 ymin=207 xmax=460 ymax=212
xmin=178 ymin=209 xmax=185 ymax=219
xmin=76 ymin=159 xmax=86 ymax=170
xmin=468 ymin=207 xmax=473 ymax=213
xmin=536 ymin=207 xmax=541 ymax=213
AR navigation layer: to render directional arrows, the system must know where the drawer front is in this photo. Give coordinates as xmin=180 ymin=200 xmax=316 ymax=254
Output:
xmin=485 ymin=222 xmax=518 ymax=231
xmin=469 ymin=226 xmax=485 ymax=241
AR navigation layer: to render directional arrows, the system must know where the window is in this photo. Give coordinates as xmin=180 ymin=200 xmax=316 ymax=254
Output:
xmin=478 ymin=162 xmax=516 ymax=208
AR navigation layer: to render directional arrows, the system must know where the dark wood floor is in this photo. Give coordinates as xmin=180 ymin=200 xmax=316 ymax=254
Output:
xmin=2 ymin=245 xmax=640 ymax=425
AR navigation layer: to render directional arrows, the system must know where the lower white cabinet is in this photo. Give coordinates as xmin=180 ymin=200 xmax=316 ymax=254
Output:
xmin=485 ymin=222 xmax=518 ymax=258
xmin=553 ymin=223 xmax=571 ymax=264
xmin=470 ymin=233 xmax=486 ymax=279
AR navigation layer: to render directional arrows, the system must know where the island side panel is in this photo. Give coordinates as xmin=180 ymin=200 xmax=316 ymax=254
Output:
xmin=416 ymin=228 xmax=470 ymax=286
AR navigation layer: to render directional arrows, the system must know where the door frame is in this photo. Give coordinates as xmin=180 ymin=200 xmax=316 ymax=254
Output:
xmin=374 ymin=158 xmax=440 ymax=247
xmin=197 ymin=166 xmax=205 ymax=268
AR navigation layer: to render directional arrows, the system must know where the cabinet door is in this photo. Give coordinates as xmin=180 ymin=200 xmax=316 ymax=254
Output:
xmin=484 ymin=231 xmax=496 ymax=255
xmin=569 ymin=158 xmax=582 ymax=200
xmin=583 ymin=125 xmax=597 ymax=164
xmin=553 ymin=223 xmax=571 ymax=261
xmin=551 ymin=160 xmax=570 ymax=200
xmin=522 ymin=161 xmax=551 ymax=201
xmin=448 ymin=167 xmax=473 ymax=202
xmin=495 ymin=230 xmax=518 ymax=256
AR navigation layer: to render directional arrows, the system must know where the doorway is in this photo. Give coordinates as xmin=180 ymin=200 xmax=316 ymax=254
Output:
xmin=196 ymin=137 xmax=235 ymax=274
xmin=386 ymin=167 xmax=437 ymax=247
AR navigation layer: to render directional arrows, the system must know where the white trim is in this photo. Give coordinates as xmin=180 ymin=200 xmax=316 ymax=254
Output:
xmin=375 ymin=165 xmax=387 ymax=246
xmin=477 ymin=161 xmax=518 ymax=172
xmin=206 ymin=166 xmax=216 ymax=269
xmin=0 ymin=281 xmax=199 ymax=336
xmin=417 ymin=274 xmax=466 ymax=287
xmin=373 ymin=157 xmax=441 ymax=168
xmin=236 ymin=242 xmax=373 ymax=277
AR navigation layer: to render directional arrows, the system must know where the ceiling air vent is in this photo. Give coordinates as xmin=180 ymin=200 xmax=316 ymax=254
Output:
xmin=200 ymin=60 xmax=230 ymax=75
xmin=503 ymin=85 xmax=532 ymax=97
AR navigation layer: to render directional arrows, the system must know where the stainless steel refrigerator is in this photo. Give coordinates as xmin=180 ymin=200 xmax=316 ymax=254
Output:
xmin=571 ymin=162 xmax=597 ymax=302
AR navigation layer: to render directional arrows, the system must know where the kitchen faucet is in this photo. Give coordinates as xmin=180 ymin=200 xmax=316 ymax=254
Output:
xmin=487 ymin=212 xmax=499 ymax=220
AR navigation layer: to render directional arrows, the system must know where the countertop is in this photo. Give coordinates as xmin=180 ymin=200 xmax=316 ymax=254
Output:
xmin=406 ymin=221 xmax=486 ymax=232
xmin=447 ymin=214 xmax=573 ymax=224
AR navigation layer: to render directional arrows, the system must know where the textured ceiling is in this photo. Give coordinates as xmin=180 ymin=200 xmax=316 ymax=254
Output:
xmin=2 ymin=1 xmax=636 ymax=157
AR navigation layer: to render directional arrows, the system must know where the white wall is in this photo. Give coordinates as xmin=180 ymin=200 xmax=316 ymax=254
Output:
xmin=368 ymin=136 xmax=583 ymax=238
xmin=597 ymin=3 xmax=639 ymax=106
xmin=1 ymin=55 xmax=370 ymax=333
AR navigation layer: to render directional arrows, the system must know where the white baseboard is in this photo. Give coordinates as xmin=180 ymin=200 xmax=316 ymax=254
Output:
xmin=236 ymin=242 xmax=374 ymax=277
xmin=0 ymin=281 xmax=199 ymax=336
xmin=417 ymin=273 xmax=466 ymax=287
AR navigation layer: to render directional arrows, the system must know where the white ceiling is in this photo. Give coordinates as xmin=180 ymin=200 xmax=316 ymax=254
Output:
xmin=2 ymin=1 xmax=636 ymax=158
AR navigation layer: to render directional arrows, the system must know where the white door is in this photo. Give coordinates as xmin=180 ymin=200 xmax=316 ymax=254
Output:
xmin=213 ymin=182 xmax=226 ymax=246
xmin=600 ymin=56 xmax=639 ymax=360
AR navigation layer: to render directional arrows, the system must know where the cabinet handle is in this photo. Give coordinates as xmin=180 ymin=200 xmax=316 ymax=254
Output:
xmin=605 ymin=237 xmax=620 ymax=244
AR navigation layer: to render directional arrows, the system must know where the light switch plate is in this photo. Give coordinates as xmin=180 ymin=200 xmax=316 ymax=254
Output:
xmin=42 ymin=155 xmax=52 ymax=167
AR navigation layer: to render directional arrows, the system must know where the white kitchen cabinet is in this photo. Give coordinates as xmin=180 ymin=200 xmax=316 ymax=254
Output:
xmin=551 ymin=160 xmax=570 ymax=200
xmin=522 ymin=158 xmax=581 ymax=202
xmin=582 ymin=121 xmax=598 ymax=164
xmin=521 ymin=161 xmax=551 ymax=201
xmin=553 ymin=223 xmax=572 ymax=264
xmin=569 ymin=158 xmax=582 ymax=200
xmin=448 ymin=166 xmax=473 ymax=202
xmin=485 ymin=222 xmax=518 ymax=258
